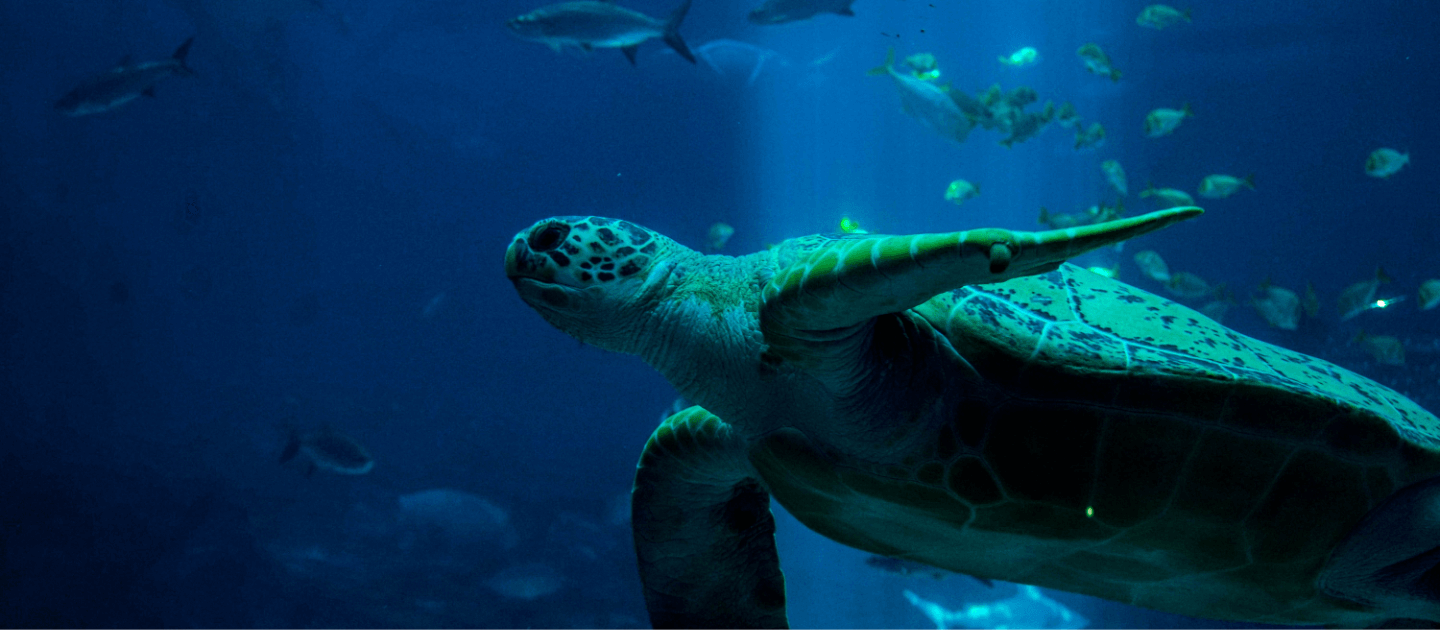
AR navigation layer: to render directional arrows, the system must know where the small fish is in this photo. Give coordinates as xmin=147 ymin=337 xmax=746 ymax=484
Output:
xmin=1251 ymin=282 xmax=1300 ymax=330
xmin=1165 ymin=271 xmax=1215 ymax=300
xmin=1303 ymin=282 xmax=1320 ymax=318
xmin=1132 ymin=250 xmax=1171 ymax=283
xmin=1074 ymin=121 xmax=1106 ymax=150
xmin=1087 ymin=264 xmax=1120 ymax=279
xmin=1197 ymin=174 xmax=1255 ymax=199
xmin=398 ymin=489 xmax=519 ymax=548
xmin=1139 ymin=184 xmax=1194 ymax=209
xmin=865 ymin=555 xmax=994 ymax=588
xmin=1420 ymin=279 xmax=1440 ymax=310
xmin=944 ymin=180 xmax=980 ymax=205
xmin=1101 ymin=160 xmax=1128 ymax=196
xmin=1352 ymin=331 xmax=1405 ymax=366
xmin=1365 ymin=148 xmax=1410 ymax=179
xmin=55 ymin=37 xmax=196 ymax=116
xmin=706 ymin=222 xmax=735 ymax=251
xmin=747 ymin=0 xmax=855 ymax=24
xmin=1144 ymin=104 xmax=1192 ymax=137
xmin=1337 ymin=267 xmax=1392 ymax=321
xmin=904 ymin=53 xmax=939 ymax=80
xmin=1076 ymin=43 xmax=1121 ymax=81
xmin=684 ymin=40 xmax=791 ymax=85
xmin=1037 ymin=207 xmax=1081 ymax=229
xmin=998 ymin=46 xmax=1040 ymax=67
xmin=1199 ymin=298 xmax=1232 ymax=324
xmin=507 ymin=0 xmax=695 ymax=65
xmin=1055 ymin=102 xmax=1079 ymax=129
xmin=280 ymin=426 xmax=374 ymax=477
xmin=1137 ymin=4 xmax=1191 ymax=30
xmin=839 ymin=216 xmax=867 ymax=234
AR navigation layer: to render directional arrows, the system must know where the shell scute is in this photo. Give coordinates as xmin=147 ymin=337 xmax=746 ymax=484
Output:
xmin=1090 ymin=413 xmax=1201 ymax=528
xmin=984 ymin=401 xmax=1104 ymax=511
xmin=1245 ymin=449 xmax=1371 ymax=563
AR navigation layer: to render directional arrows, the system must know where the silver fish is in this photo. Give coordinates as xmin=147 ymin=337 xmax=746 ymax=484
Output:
xmin=55 ymin=37 xmax=196 ymax=116
xmin=280 ymin=426 xmax=374 ymax=476
xmin=748 ymin=0 xmax=855 ymax=24
xmin=868 ymin=48 xmax=972 ymax=144
xmin=507 ymin=0 xmax=695 ymax=66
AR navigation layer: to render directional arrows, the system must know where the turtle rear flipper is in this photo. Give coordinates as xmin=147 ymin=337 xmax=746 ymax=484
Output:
xmin=633 ymin=406 xmax=788 ymax=629
xmin=1321 ymin=476 xmax=1440 ymax=623
xmin=760 ymin=207 xmax=1202 ymax=336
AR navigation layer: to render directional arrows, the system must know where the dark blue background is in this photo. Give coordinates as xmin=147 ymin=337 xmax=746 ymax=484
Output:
xmin=2 ymin=0 xmax=1437 ymax=627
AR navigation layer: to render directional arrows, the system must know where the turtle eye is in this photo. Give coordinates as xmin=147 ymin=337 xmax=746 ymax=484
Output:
xmin=530 ymin=224 xmax=568 ymax=252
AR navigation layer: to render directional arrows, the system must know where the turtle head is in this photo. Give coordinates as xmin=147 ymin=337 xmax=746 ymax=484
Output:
xmin=505 ymin=216 xmax=681 ymax=352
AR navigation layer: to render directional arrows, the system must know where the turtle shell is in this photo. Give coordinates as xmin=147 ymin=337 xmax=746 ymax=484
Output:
xmin=749 ymin=264 xmax=1440 ymax=627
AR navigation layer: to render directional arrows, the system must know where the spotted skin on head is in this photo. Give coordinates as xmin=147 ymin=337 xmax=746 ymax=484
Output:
xmin=508 ymin=216 xmax=662 ymax=286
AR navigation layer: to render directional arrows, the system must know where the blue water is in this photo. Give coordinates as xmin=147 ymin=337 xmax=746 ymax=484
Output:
xmin=2 ymin=0 xmax=1437 ymax=627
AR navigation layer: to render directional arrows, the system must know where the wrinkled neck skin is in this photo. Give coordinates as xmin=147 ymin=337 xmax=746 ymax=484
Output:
xmin=623 ymin=245 xmax=959 ymax=462
xmin=629 ymin=248 xmax=789 ymax=437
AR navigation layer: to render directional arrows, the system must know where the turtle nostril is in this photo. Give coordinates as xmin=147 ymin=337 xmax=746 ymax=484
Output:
xmin=530 ymin=224 xmax=568 ymax=252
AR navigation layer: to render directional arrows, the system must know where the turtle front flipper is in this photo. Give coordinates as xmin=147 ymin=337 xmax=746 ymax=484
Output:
xmin=762 ymin=207 xmax=1202 ymax=334
xmin=633 ymin=406 xmax=788 ymax=629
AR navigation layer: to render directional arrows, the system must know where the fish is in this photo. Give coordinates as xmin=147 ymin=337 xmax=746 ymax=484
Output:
xmin=1337 ymin=267 xmax=1392 ymax=321
xmin=1055 ymin=102 xmax=1079 ymax=129
xmin=280 ymin=426 xmax=374 ymax=476
xmin=1165 ymin=271 xmax=1216 ymax=300
xmin=1053 ymin=102 xmax=1079 ymax=130
xmin=398 ymin=488 xmax=520 ymax=549
xmin=904 ymin=53 xmax=939 ymax=80
xmin=486 ymin=562 xmax=566 ymax=600
xmin=683 ymin=40 xmax=790 ymax=85
xmin=866 ymin=555 xmax=951 ymax=580
xmin=1132 ymin=250 xmax=1171 ymax=283
xmin=706 ymin=222 xmax=735 ymax=250
xmin=905 ymin=585 xmax=1088 ymax=630
xmin=999 ymin=110 xmax=1051 ymax=148
xmin=865 ymin=555 xmax=994 ymax=588
xmin=1101 ymin=159 xmax=1128 ymax=196
xmin=998 ymin=46 xmax=1040 ymax=67
xmin=1303 ymin=282 xmax=1321 ymax=318
xmin=1365 ymin=148 xmax=1410 ymax=179
xmin=1137 ymin=4 xmax=1191 ymax=29
xmin=1038 ymin=203 xmax=1120 ymax=230
xmin=506 ymin=0 xmax=695 ymax=66
xmin=944 ymin=180 xmax=980 ymax=205
xmin=868 ymin=48 xmax=973 ymax=144
xmin=1421 ymin=279 xmax=1440 ymax=310
xmin=839 ymin=216 xmax=867 ymax=234
xmin=55 ymin=37 xmax=196 ymax=116
xmin=1252 ymin=282 xmax=1300 ymax=330
xmin=1199 ymin=298 xmax=1232 ymax=324
xmin=1144 ymin=104 xmax=1192 ymax=137
xmin=1037 ymin=207 xmax=1083 ymax=229
xmin=1197 ymin=173 xmax=1255 ymax=199
xmin=1139 ymin=184 xmax=1194 ymax=208
xmin=1074 ymin=121 xmax=1106 ymax=150
xmin=1087 ymin=264 xmax=1120 ymax=280
xmin=747 ymin=0 xmax=855 ymax=24
xmin=1352 ymin=331 xmax=1405 ymax=366
xmin=1077 ymin=43 xmax=1121 ymax=81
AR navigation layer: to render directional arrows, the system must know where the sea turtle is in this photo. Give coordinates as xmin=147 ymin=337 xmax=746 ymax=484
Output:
xmin=504 ymin=208 xmax=1440 ymax=628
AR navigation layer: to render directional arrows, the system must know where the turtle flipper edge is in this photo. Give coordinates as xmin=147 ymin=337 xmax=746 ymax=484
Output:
xmin=760 ymin=206 xmax=1202 ymax=335
xmin=1320 ymin=476 xmax=1440 ymax=624
xmin=633 ymin=406 xmax=788 ymax=629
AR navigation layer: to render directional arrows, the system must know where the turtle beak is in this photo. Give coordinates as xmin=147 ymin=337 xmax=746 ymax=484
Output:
xmin=504 ymin=236 xmax=552 ymax=283
xmin=504 ymin=238 xmax=524 ymax=279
